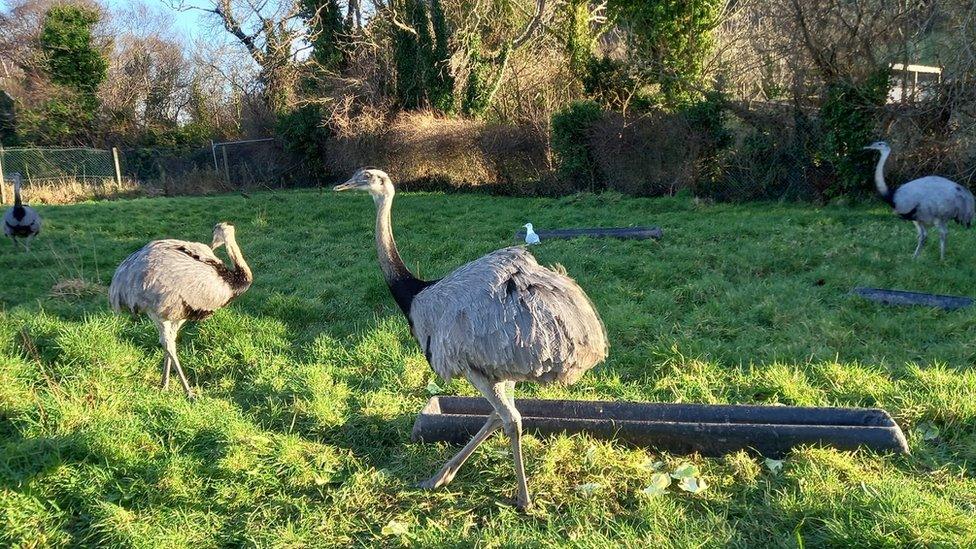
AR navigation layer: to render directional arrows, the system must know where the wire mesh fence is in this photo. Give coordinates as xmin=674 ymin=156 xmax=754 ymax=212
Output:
xmin=0 ymin=139 xmax=308 ymax=204
xmin=0 ymin=146 xmax=118 ymax=182
xmin=120 ymin=138 xmax=298 ymax=195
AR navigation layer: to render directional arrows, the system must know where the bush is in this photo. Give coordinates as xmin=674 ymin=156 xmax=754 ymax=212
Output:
xmin=817 ymin=69 xmax=891 ymax=197
xmin=551 ymin=100 xmax=604 ymax=188
xmin=277 ymin=104 xmax=331 ymax=181
xmin=589 ymin=110 xmax=702 ymax=196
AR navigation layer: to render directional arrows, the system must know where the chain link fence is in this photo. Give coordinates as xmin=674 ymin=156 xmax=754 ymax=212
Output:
xmin=0 ymin=139 xmax=306 ymax=204
xmin=0 ymin=146 xmax=119 ymax=182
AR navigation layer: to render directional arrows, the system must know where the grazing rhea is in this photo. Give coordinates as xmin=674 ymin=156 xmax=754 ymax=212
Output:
xmin=865 ymin=141 xmax=974 ymax=260
xmin=3 ymin=173 xmax=42 ymax=251
xmin=108 ymin=223 xmax=253 ymax=398
xmin=335 ymin=169 xmax=608 ymax=510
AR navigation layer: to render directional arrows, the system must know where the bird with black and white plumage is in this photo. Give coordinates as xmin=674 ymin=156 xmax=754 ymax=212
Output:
xmin=335 ymin=168 xmax=608 ymax=510
xmin=3 ymin=173 xmax=42 ymax=251
xmin=108 ymin=222 xmax=253 ymax=398
xmin=864 ymin=141 xmax=974 ymax=260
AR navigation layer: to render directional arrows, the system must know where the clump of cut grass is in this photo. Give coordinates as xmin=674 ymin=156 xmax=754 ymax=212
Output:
xmin=50 ymin=278 xmax=106 ymax=299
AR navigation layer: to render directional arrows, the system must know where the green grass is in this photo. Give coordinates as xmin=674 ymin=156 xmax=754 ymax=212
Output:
xmin=1 ymin=189 xmax=975 ymax=547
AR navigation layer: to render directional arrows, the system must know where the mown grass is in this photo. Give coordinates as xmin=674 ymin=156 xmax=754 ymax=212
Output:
xmin=1 ymin=189 xmax=975 ymax=547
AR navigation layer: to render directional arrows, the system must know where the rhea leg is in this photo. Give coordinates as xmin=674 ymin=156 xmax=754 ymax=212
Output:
xmin=161 ymin=320 xmax=194 ymax=398
xmin=499 ymin=400 xmax=529 ymax=509
xmin=160 ymin=355 xmax=172 ymax=389
xmin=468 ymin=373 xmax=530 ymax=509
xmin=154 ymin=319 xmax=172 ymax=389
xmin=419 ymin=370 xmax=505 ymax=489
xmin=498 ymin=378 xmax=530 ymax=508
xmin=418 ymin=410 xmax=502 ymax=490
xmin=912 ymin=221 xmax=927 ymax=259
xmin=935 ymin=220 xmax=948 ymax=260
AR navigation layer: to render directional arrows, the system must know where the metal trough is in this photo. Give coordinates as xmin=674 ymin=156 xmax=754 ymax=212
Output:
xmin=514 ymin=226 xmax=663 ymax=241
xmin=412 ymin=396 xmax=909 ymax=458
xmin=852 ymin=287 xmax=972 ymax=310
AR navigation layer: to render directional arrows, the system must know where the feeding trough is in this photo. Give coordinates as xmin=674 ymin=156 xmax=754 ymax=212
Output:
xmin=412 ymin=396 xmax=909 ymax=458
xmin=852 ymin=287 xmax=972 ymax=310
xmin=514 ymin=226 xmax=663 ymax=242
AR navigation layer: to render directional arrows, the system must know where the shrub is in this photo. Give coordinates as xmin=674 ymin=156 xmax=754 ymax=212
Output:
xmin=277 ymin=104 xmax=331 ymax=180
xmin=817 ymin=69 xmax=891 ymax=197
xmin=589 ymin=110 xmax=702 ymax=196
xmin=551 ymin=100 xmax=604 ymax=188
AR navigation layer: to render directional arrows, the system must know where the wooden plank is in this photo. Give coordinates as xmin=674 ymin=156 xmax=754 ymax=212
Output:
xmin=514 ymin=226 xmax=663 ymax=241
xmin=412 ymin=396 xmax=909 ymax=458
xmin=852 ymin=287 xmax=972 ymax=310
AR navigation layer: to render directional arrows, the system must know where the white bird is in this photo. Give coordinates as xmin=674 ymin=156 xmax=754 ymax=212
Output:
xmin=3 ymin=173 xmax=41 ymax=251
xmin=523 ymin=223 xmax=540 ymax=245
xmin=865 ymin=141 xmax=974 ymax=260
xmin=335 ymin=169 xmax=608 ymax=510
xmin=108 ymin=223 xmax=253 ymax=398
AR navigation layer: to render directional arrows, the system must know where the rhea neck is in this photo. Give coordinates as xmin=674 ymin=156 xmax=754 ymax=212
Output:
xmin=873 ymin=149 xmax=895 ymax=206
xmin=222 ymin=233 xmax=254 ymax=294
xmin=373 ymin=191 xmax=430 ymax=317
xmin=13 ymin=179 xmax=22 ymax=208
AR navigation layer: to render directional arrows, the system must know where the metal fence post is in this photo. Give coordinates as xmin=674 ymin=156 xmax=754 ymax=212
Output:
xmin=222 ymin=145 xmax=230 ymax=187
xmin=112 ymin=147 xmax=122 ymax=188
xmin=0 ymin=144 xmax=5 ymax=205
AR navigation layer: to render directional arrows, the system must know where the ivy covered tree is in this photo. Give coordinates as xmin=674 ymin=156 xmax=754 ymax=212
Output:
xmin=607 ymin=0 xmax=723 ymax=107
xmin=23 ymin=3 xmax=108 ymax=143
xmin=392 ymin=0 xmax=454 ymax=111
xmin=818 ymin=69 xmax=891 ymax=197
xmin=302 ymin=0 xmax=348 ymax=71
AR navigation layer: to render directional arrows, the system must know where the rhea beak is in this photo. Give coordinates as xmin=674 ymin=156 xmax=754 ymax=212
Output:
xmin=212 ymin=235 xmax=225 ymax=250
xmin=333 ymin=179 xmax=361 ymax=192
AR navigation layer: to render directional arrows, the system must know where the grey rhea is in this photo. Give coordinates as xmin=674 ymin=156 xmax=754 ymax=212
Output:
xmin=335 ymin=168 xmax=608 ymax=510
xmin=3 ymin=173 xmax=42 ymax=251
xmin=108 ymin=223 xmax=253 ymax=398
xmin=865 ymin=141 xmax=974 ymax=260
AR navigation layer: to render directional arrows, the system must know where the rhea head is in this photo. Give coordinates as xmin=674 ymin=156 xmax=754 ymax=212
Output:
xmin=863 ymin=141 xmax=890 ymax=154
xmin=334 ymin=168 xmax=394 ymax=202
xmin=211 ymin=222 xmax=236 ymax=250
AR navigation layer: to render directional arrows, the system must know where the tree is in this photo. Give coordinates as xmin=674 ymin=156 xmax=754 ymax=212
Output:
xmin=24 ymin=3 xmax=109 ymax=143
xmin=169 ymin=0 xmax=308 ymax=115
xmin=387 ymin=0 xmax=547 ymax=116
xmin=608 ymin=0 xmax=724 ymax=107
xmin=391 ymin=0 xmax=454 ymax=111
xmin=302 ymin=0 xmax=347 ymax=71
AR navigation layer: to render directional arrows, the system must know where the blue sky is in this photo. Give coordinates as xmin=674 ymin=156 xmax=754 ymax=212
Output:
xmin=103 ymin=0 xmax=209 ymax=39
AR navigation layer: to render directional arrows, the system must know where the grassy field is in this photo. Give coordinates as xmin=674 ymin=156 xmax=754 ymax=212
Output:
xmin=1 ymin=189 xmax=975 ymax=547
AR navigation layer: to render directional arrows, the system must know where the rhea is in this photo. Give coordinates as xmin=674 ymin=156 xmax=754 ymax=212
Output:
xmin=335 ymin=169 xmax=608 ymax=510
xmin=108 ymin=223 xmax=253 ymax=398
xmin=3 ymin=173 xmax=42 ymax=250
xmin=865 ymin=141 xmax=974 ymax=260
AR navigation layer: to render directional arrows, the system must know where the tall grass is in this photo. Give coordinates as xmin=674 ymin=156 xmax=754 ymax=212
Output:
xmin=9 ymin=177 xmax=144 ymax=205
xmin=1 ymin=190 xmax=974 ymax=546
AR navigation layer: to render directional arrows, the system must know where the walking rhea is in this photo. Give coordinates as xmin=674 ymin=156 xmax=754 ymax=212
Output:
xmin=109 ymin=223 xmax=253 ymax=398
xmin=335 ymin=168 xmax=608 ymax=510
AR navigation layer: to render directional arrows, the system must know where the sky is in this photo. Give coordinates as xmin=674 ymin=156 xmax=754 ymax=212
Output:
xmin=103 ymin=0 xmax=210 ymax=40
